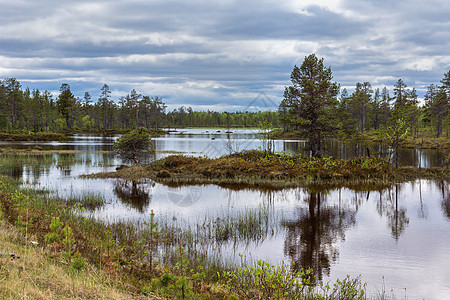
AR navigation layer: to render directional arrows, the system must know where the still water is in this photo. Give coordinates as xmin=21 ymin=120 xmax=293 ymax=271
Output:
xmin=0 ymin=129 xmax=449 ymax=299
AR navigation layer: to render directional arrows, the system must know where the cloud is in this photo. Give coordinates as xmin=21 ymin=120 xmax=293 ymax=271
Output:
xmin=0 ymin=0 xmax=449 ymax=110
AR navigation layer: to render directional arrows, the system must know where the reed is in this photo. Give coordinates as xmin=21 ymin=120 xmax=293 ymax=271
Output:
xmin=65 ymin=192 xmax=107 ymax=211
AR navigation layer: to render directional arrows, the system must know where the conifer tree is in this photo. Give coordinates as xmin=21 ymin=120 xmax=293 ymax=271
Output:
xmin=281 ymin=54 xmax=339 ymax=156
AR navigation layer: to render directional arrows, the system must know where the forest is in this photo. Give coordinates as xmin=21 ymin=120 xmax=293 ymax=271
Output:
xmin=0 ymin=60 xmax=448 ymax=142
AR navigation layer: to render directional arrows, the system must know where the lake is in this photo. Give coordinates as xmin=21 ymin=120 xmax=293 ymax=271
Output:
xmin=1 ymin=129 xmax=449 ymax=299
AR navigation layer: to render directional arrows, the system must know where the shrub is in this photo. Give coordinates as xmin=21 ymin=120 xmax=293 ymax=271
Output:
xmin=113 ymin=127 xmax=153 ymax=165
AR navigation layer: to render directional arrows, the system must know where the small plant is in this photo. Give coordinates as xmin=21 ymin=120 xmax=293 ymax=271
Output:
xmin=219 ymin=257 xmax=314 ymax=299
xmin=99 ymin=226 xmax=116 ymax=271
xmin=45 ymin=215 xmax=63 ymax=254
xmin=70 ymin=250 xmax=86 ymax=271
xmin=141 ymin=209 xmax=161 ymax=272
xmin=61 ymin=223 xmax=75 ymax=262
xmin=316 ymin=275 xmax=366 ymax=300
xmin=45 ymin=215 xmax=62 ymax=243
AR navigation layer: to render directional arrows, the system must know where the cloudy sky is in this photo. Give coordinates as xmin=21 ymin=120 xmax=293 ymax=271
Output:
xmin=1 ymin=0 xmax=449 ymax=111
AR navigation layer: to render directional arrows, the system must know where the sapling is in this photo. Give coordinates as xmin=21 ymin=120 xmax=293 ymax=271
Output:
xmin=62 ymin=223 xmax=75 ymax=262
xmin=44 ymin=214 xmax=62 ymax=255
xmin=142 ymin=209 xmax=161 ymax=272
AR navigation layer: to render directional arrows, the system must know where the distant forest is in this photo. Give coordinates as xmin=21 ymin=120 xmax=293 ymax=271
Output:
xmin=0 ymin=80 xmax=279 ymax=131
xmin=0 ymin=68 xmax=448 ymax=139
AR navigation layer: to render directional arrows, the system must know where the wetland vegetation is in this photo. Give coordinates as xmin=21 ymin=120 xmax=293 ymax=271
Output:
xmin=88 ymin=150 xmax=449 ymax=189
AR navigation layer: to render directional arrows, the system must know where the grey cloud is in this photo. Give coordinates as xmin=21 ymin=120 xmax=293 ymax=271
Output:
xmin=0 ymin=0 xmax=449 ymax=110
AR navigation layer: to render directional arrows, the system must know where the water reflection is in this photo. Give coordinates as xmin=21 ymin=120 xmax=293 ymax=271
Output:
xmin=439 ymin=180 xmax=450 ymax=219
xmin=386 ymin=185 xmax=410 ymax=240
xmin=113 ymin=179 xmax=154 ymax=212
xmin=283 ymin=190 xmax=356 ymax=281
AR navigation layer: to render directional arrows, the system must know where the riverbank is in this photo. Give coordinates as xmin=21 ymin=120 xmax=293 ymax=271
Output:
xmin=87 ymin=150 xmax=449 ymax=189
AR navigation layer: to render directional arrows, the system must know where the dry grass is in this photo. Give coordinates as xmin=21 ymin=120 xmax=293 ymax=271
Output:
xmin=0 ymin=217 xmax=158 ymax=299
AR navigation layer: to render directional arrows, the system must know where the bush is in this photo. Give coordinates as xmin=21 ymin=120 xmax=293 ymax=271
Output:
xmin=113 ymin=128 xmax=153 ymax=165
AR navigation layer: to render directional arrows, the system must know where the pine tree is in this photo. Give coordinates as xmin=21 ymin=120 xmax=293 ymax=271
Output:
xmin=57 ymin=83 xmax=76 ymax=129
xmin=281 ymin=54 xmax=339 ymax=156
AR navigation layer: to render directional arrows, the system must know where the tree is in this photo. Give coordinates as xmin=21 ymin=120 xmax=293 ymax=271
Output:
xmin=1 ymin=78 xmax=22 ymax=130
xmin=140 ymin=96 xmax=166 ymax=130
xmin=350 ymin=82 xmax=372 ymax=134
xmin=393 ymin=79 xmax=407 ymax=109
xmin=391 ymin=79 xmax=420 ymax=138
xmin=380 ymin=87 xmax=392 ymax=127
xmin=386 ymin=118 xmax=410 ymax=168
xmin=83 ymin=92 xmax=92 ymax=115
xmin=113 ymin=128 xmax=153 ymax=165
xmin=129 ymin=89 xmax=142 ymax=128
xmin=99 ymin=84 xmax=112 ymax=130
xmin=429 ymin=87 xmax=449 ymax=138
xmin=335 ymin=88 xmax=358 ymax=139
xmin=281 ymin=54 xmax=340 ymax=157
xmin=439 ymin=70 xmax=450 ymax=137
xmin=371 ymin=88 xmax=382 ymax=130
xmin=57 ymin=83 xmax=76 ymax=129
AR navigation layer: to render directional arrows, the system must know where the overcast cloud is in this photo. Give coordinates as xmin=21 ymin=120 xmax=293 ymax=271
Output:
xmin=0 ymin=0 xmax=449 ymax=110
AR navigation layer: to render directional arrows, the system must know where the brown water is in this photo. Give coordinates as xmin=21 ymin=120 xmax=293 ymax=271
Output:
xmin=1 ymin=130 xmax=449 ymax=299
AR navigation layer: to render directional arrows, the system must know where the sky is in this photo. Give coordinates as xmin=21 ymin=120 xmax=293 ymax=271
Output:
xmin=1 ymin=0 xmax=449 ymax=111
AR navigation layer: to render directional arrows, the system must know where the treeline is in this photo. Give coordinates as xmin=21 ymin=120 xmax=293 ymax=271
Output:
xmin=0 ymin=70 xmax=448 ymax=138
xmin=280 ymin=70 xmax=450 ymax=140
xmin=0 ymin=80 xmax=279 ymax=132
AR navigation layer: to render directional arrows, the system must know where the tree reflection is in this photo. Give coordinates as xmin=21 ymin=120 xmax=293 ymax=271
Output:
xmin=113 ymin=179 xmax=154 ymax=212
xmin=438 ymin=181 xmax=450 ymax=219
xmin=386 ymin=184 xmax=409 ymax=240
xmin=3 ymin=165 xmax=23 ymax=178
xmin=283 ymin=190 xmax=356 ymax=281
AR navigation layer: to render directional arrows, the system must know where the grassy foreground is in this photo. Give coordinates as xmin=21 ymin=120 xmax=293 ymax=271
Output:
xmin=87 ymin=150 xmax=449 ymax=189
xmin=0 ymin=219 xmax=140 ymax=299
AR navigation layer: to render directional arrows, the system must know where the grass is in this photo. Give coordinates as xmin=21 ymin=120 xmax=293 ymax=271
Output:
xmin=65 ymin=192 xmax=107 ymax=211
xmin=86 ymin=150 xmax=449 ymax=189
xmin=0 ymin=196 xmax=158 ymax=299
